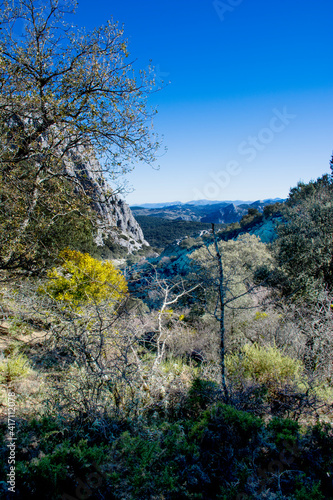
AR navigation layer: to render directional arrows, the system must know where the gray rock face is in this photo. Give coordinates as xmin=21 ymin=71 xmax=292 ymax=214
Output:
xmin=105 ymin=197 xmax=148 ymax=251
xmin=65 ymin=146 xmax=149 ymax=253
xmin=5 ymin=112 xmax=148 ymax=254
xmin=201 ymin=203 xmax=248 ymax=224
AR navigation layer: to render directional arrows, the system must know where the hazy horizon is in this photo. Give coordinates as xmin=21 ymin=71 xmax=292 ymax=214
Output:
xmin=128 ymin=197 xmax=285 ymax=208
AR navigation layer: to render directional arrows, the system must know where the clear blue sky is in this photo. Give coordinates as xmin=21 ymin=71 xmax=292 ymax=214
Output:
xmin=75 ymin=0 xmax=333 ymax=204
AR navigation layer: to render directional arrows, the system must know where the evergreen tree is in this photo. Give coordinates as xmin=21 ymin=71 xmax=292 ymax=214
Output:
xmin=276 ymin=172 xmax=333 ymax=295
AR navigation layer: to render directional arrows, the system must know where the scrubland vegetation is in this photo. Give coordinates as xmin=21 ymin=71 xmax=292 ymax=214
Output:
xmin=1 ymin=170 xmax=333 ymax=499
xmin=1 ymin=1 xmax=333 ymax=498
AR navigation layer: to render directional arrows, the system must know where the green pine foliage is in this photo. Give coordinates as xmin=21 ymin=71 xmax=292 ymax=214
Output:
xmin=275 ymin=174 xmax=333 ymax=295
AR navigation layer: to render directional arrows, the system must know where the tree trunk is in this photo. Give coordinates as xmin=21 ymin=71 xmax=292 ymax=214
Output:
xmin=212 ymin=223 xmax=229 ymax=401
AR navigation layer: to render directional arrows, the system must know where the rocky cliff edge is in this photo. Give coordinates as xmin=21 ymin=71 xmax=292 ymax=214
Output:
xmin=65 ymin=146 xmax=149 ymax=254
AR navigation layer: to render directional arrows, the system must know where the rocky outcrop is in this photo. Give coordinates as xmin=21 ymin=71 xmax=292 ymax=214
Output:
xmin=65 ymin=146 xmax=149 ymax=253
xmin=7 ymin=112 xmax=148 ymax=254
xmin=102 ymin=196 xmax=148 ymax=251
xmin=201 ymin=203 xmax=248 ymax=224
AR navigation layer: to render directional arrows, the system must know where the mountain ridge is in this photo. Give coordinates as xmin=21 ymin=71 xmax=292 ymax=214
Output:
xmin=131 ymin=198 xmax=284 ymax=209
xmin=131 ymin=198 xmax=285 ymax=224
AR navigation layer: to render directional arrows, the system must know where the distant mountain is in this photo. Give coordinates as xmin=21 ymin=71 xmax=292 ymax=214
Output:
xmin=131 ymin=198 xmax=284 ymax=209
xmin=187 ymin=199 xmax=254 ymax=206
xmin=131 ymin=198 xmax=285 ymax=225
xmin=133 ymin=201 xmax=183 ymax=209
xmin=249 ymin=199 xmax=285 ymax=211
xmin=200 ymin=203 xmax=247 ymax=224
xmin=131 ymin=204 xmax=204 ymax=221
xmin=252 ymin=198 xmax=285 ymax=205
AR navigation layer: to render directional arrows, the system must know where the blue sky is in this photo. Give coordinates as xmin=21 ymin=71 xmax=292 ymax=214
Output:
xmin=75 ymin=0 xmax=333 ymax=204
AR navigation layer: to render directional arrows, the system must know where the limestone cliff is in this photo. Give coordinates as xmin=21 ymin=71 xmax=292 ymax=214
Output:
xmin=5 ymin=112 xmax=148 ymax=255
xmin=65 ymin=146 xmax=149 ymax=254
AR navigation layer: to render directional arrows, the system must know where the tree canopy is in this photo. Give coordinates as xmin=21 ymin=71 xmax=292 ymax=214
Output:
xmin=275 ymin=173 xmax=333 ymax=296
xmin=0 ymin=0 xmax=159 ymax=270
xmin=191 ymin=233 xmax=275 ymax=311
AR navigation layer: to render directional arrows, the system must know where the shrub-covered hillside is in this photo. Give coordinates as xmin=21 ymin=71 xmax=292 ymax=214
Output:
xmin=1 ymin=167 xmax=333 ymax=498
xmin=1 ymin=1 xmax=333 ymax=498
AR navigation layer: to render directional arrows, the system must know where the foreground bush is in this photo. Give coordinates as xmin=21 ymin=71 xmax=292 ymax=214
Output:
xmin=0 ymin=352 xmax=31 ymax=385
xmin=2 ymin=382 xmax=332 ymax=499
xmin=225 ymin=343 xmax=317 ymax=418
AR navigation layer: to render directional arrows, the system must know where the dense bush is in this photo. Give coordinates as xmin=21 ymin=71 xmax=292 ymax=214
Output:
xmin=226 ymin=343 xmax=303 ymax=387
xmin=39 ymin=248 xmax=128 ymax=309
xmin=0 ymin=351 xmax=31 ymax=384
xmin=1 ymin=379 xmax=333 ymax=499
xmin=239 ymin=207 xmax=263 ymax=228
xmin=189 ymin=402 xmax=263 ymax=496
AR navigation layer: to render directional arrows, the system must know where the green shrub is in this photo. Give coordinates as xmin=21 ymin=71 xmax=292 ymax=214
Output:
xmin=6 ymin=411 xmax=333 ymax=500
xmin=95 ymin=236 xmax=129 ymax=259
xmin=0 ymin=351 xmax=31 ymax=384
xmin=16 ymin=436 xmax=108 ymax=499
xmin=188 ymin=403 xmax=263 ymax=497
xmin=110 ymin=424 xmax=201 ymax=499
xmin=226 ymin=343 xmax=303 ymax=387
xmin=267 ymin=417 xmax=300 ymax=447
xmin=179 ymin=237 xmax=199 ymax=249
xmin=300 ymin=422 xmax=333 ymax=496
xmin=8 ymin=317 xmax=33 ymax=336
xmin=190 ymin=402 xmax=263 ymax=445
xmin=240 ymin=208 xmax=263 ymax=228
xmin=293 ymin=478 xmax=325 ymax=500
xmin=185 ymin=378 xmax=220 ymax=417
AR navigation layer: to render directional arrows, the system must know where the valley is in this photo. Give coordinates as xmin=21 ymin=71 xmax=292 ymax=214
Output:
xmin=131 ymin=198 xmax=284 ymax=222
xmin=132 ymin=198 xmax=284 ymax=249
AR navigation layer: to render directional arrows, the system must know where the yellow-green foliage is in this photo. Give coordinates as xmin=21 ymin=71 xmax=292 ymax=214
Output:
xmin=192 ymin=233 xmax=275 ymax=277
xmin=41 ymin=248 xmax=128 ymax=309
xmin=226 ymin=343 xmax=303 ymax=387
xmin=0 ymin=352 xmax=31 ymax=384
xmin=254 ymin=311 xmax=269 ymax=321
